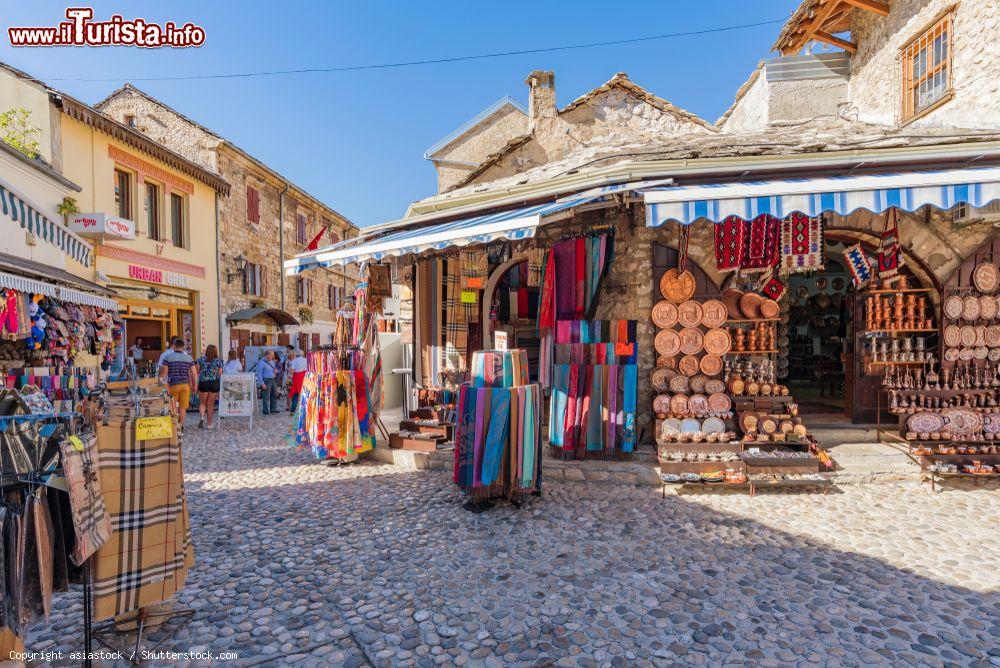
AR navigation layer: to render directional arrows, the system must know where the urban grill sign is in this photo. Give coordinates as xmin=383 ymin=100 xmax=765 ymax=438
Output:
xmin=128 ymin=264 xmax=189 ymax=288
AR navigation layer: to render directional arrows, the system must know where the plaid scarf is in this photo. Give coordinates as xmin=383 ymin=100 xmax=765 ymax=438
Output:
xmin=58 ymin=433 xmax=112 ymax=566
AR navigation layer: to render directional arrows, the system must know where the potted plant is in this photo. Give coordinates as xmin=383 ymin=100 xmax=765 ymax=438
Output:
xmin=298 ymin=306 xmax=314 ymax=324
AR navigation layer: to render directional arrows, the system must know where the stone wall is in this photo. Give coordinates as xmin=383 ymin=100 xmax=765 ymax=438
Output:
xmin=850 ymin=0 xmax=1000 ymax=128
xmin=431 ymin=104 xmax=528 ymax=192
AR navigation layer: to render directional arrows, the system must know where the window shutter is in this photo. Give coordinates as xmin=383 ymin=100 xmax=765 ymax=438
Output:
xmin=258 ymin=265 xmax=266 ymax=297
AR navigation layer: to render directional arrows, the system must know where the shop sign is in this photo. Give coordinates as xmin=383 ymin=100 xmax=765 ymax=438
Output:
xmin=68 ymin=212 xmax=136 ymax=240
xmin=219 ymin=373 xmax=256 ymax=422
xmin=128 ymin=264 xmax=189 ymax=288
xmin=494 ymin=331 xmax=508 ymax=351
xmin=136 ymin=415 xmax=174 ymax=440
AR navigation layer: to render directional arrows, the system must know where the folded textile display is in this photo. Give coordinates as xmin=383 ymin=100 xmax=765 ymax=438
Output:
xmin=548 ymin=319 xmax=638 ymax=458
xmin=93 ymin=419 xmax=193 ymax=621
xmin=453 ymin=348 xmax=541 ymax=499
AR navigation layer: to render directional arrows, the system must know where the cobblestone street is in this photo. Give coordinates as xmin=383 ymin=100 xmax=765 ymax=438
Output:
xmin=33 ymin=416 xmax=1000 ymax=667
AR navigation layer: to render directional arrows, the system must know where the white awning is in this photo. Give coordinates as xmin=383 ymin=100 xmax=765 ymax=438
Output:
xmin=0 ymin=270 xmax=117 ymax=309
xmin=644 ymin=166 xmax=1000 ymax=226
xmin=0 ymin=174 xmax=93 ymax=264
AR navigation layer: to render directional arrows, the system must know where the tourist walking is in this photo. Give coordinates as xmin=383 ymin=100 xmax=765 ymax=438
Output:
xmin=196 ymin=344 xmax=224 ymax=429
xmin=159 ymin=337 xmax=196 ymax=430
xmin=256 ymin=350 xmax=279 ymax=415
xmin=287 ymin=349 xmax=308 ymax=413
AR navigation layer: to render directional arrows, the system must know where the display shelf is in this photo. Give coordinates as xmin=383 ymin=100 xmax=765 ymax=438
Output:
xmin=748 ymin=477 xmax=832 ymax=495
xmin=728 ymin=350 xmax=779 ymax=355
xmin=865 ymin=360 xmax=932 ymax=366
xmin=726 ymin=318 xmax=781 ymax=324
xmin=658 ymin=460 xmax=746 ymax=474
xmin=863 ymin=329 xmax=938 ymax=334
xmin=865 ymin=288 xmax=938 ymax=294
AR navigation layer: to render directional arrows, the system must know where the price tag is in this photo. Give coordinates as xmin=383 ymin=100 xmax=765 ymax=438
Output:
xmin=68 ymin=435 xmax=85 ymax=452
xmin=460 ymin=290 xmax=478 ymax=304
xmin=135 ymin=416 xmax=174 ymax=441
xmin=494 ymin=331 xmax=508 ymax=351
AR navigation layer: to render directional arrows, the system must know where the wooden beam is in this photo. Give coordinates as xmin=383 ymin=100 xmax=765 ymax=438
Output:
xmin=790 ymin=0 xmax=846 ymax=53
xmin=840 ymin=0 xmax=890 ymax=15
xmin=815 ymin=30 xmax=858 ymax=52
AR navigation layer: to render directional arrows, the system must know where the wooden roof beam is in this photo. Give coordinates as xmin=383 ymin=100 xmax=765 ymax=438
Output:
xmin=840 ymin=0 xmax=890 ymax=16
xmin=815 ymin=30 xmax=858 ymax=52
xmin=787 ymin=0 xmax=847 ymax=54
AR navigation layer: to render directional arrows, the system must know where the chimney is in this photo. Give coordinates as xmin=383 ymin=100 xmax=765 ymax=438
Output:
xmin=524 ymin=70 xmax=556 ymax=130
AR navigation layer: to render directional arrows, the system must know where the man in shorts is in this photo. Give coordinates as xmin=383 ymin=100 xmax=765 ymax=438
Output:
xmin=159 ymin=337 xmax=197 ymax=429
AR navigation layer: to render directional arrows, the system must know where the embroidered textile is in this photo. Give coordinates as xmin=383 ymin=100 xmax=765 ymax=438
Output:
xmin=844 ymin=243 xmax=873 ymax=287
xmin=780 ymin=213 xmax=824 ymax=273
xmin=743 ymin=214 xmax=780 ymax=271
xmin=714 ymin=215 xmax=747 ymax=272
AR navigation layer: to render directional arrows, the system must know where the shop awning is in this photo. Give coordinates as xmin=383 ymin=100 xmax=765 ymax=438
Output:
xmin=285 ymin=193 xmax=614 ymax=274
xmin=0 ymin=252 xmax=117 ymax=309
xmin=644 ymin=166 xmax=1000 ymax=226
xmin=0 ymin=176 xmax=93 ymax=265
xmin=226 ymin=307 xmax=299 ymax=326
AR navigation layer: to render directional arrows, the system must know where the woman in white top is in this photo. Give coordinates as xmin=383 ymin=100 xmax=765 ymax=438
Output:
xmin=223 ymin=349 xmax=243 ymax=374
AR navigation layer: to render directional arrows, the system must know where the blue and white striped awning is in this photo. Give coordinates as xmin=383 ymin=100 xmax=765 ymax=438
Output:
xmin=644 ymin=167 xmax=1000 ymax=226
xmin=286 ymin=195 xmax=601 ymax=274
xmin=0 ymin=177 xmax=92 ymax=264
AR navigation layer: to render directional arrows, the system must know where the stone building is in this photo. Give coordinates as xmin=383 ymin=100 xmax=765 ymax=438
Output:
xmin=96 ymin=85 xmax=359 ymax=353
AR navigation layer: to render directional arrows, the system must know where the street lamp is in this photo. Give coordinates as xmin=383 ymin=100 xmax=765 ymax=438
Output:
xmin=226 ymin=253 xmax=249 ymax=283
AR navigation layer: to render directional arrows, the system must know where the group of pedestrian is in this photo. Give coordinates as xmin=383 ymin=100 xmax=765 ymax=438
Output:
xmin=151 ymin=337 xmax=310 ymax=427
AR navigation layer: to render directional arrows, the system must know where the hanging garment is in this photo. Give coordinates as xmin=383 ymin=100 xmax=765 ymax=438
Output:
xmin=877 ymin=208 xmax=904 ymax=279
xmin=743 ymin=214 xmax=780 ymax=271
xmin=553 ymin=240 xmax=576 ymax=320
xmin=537 ymin=250 xmax=556 ymax=331
xmin=780 ymin=212 xmax=824 ymax=273
xmin=444 ymin=256 xmax=467 ymax=371
xmin=93 ymin=419 xmax=194 ymax=621
xmin=714 ymin=215 xmax=747 ymax=272
xmin=844 ymin=243 xmax=873 ymax=287
xmin=526 ymin=247 xmax=546 ymax=287
xmin=57 ymin=433 xmax=112 ymax=566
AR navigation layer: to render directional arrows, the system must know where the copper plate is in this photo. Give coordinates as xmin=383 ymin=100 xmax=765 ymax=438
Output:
xmin=943 ymin=324 xmax=962 ymax=347
xmin=703 ymin=328 xmax=732 ymax=355
xmin=780 ymin=420 xmax=794 ymax=433
xmin=699 ymin=353 xmax=724 ymax=377
xmin=689 ymin=374 xmax=709 ymax=393
xmin=669 ymin=394 xmax=689 ymax=416
xmin=678 ymin=327 xmax=704 ymax=355
xmin=973 ymin=263 xmax=999 ymax=293
xmin=651 ymin=301 xmax=679 ymax=329
xmin=987 ymin=325 xmax=1000 ymax=347
xmin=944 ymin=348 xmax=959 ymax=362
xmin=760 ymin=299 xmax=780 ymax=319
xmin=944 ymin=295 xmax=964 ymax=320
xmin=976 ymin=325 xmax=988 ymax=346
xmin=961 ymin=325 xmax=978 ymax=347
xmin=677 ymin=300 xmax=704 ymax=328
xmin=760 ymin=417 xmax=778 ymax=434
xmin=708 ymin=392 xmax=731 ymax=412
xmin=722 ymin=289 xmax=744 ymax=319
xmin=960 ymin=347 xmax=975 ymax=361
xmin=688 ymin=394 xmax=709 ymax=415
xmin=655 ymin=329 xmax=681 ymax=357
xmin=975 ymin=346 xmax=989 ymax=360
xmin=963 ymin=295 xmax=981 ymax=321
xmin=669 ymin=374 xmax=690 ymax=393
xmin=651 ymin=367 xmax=672 ymax=391
xmin=701 ymin=299 xmax=728 ymax=328
xmin=740 ymin=412 xmax=758 ymax=433
xmin=653 ymin=394 xmax=671 ymax=416
xmin=678 ymin=354 xmax=701 ymax=376
xmin=740 ymin=292 xmax=764 ymax=319
xmin=655 ymin=355 xmax=676 ymax=368
xmin=990 ymin=347 xmax=1000 ymax=362
xmin=704 ymin=379 xmax=726 ymax=394
xmin=980 ymin=295 xmax=998 ymax=321
xmin=660 ymin=268 xmax=696 ymax=303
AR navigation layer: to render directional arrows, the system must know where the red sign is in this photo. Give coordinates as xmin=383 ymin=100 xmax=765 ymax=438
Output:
xmin=129 ymin=265 xmax=163 ymax=283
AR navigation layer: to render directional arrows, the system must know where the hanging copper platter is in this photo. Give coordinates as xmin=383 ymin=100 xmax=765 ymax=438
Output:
xmin=960 ymin=347 xmax=975 ymax=361
xmin=689 ymin=374 xmax=709 ymax=393
xmin=975 ymin=346 xmax=989 ymax=360
xmin=708 ymin=392 xmax=731 ymax=413
xmin=944 ymin=295 xmax=964 ymax=320
xmin=700 ymin=299 xmax=728 ymax=328
xmin=669 ymin=394 xmax=690 ymax=416
xmin=973 ymin=263 xmax=999 ymax=293
xmin=944 ymin=348 xmax=959 ymax=362
xmin=990 ymin=347 xmax=1000 ymax=362
xmin=987 ymin=325 xmax=1000 ymax=347
xmin=759 ymin=417 xmax=778 ymax=435
xmin=740 ymin=413 xmax=758 ymax=433
xmin=976 ymin=325 xmax=988 ymax=346
xmin=703 ymin=328 xmax=732 ymax=355
xmin=760 ymin=299 xmax=780 ymax=319
xmin=655 ymin=329 xmax=681 ymax=357
xmin=740 ymin=292 xmax=765 ymax=319
xmin=678 ymin=354 xmax=701 ymax=376
xmin=688 ymin=394 xmax=709 ymax=415
xmin=651 ymin=367 xmax=672 ymax=391
xmin=704 ymin=379 xmax=726 ymax=394
xmin=944 ymin=325 xmax=962 ymax=348
xmin=669 ymin=374 xmax=690 ymax=393
xmin=963 ymin=295 xmax=981 ymax=321
xmin=699 ymin=353 xmax=724 ymax=377
xmin=656 ymin=355 xmax=676 ymax=369
xmin=651 ymin=301 xmax=679 ymax=329
xmin=653 ymin=394 xmax=672 ymax=416
xmin=961 ymin=325 xmax=978 ymax=347
xmin=722 ymin=289 xmax=744 ymax=319
xmin=980 ymin=295 xmax=998 ymax=321
xmin=660 ymin=268 xmax=696 ymax=303
xmin=678 ymin=327 xmax=704 ymax=355
xmin=677 ymin=300 xmax=704 ymax=328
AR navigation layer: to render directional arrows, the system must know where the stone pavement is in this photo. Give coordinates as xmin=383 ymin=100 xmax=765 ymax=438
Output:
xmin=29 ymin=414 xmax=1000 ymax=667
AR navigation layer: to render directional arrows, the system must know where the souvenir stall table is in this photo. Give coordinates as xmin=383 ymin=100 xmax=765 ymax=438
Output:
xmin=883 ymin=252 xmax=1000 ymax=490
xmin=453 ymin=349 xmax=542 ymax=510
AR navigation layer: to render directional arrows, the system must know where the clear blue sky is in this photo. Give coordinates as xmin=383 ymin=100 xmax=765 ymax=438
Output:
xmin=1 ymin=1 xmax=799 ymax=226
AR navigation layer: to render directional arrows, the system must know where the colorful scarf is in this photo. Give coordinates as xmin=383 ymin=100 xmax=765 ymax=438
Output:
xmin=780 ymin=213 xmax=824 ymax=273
